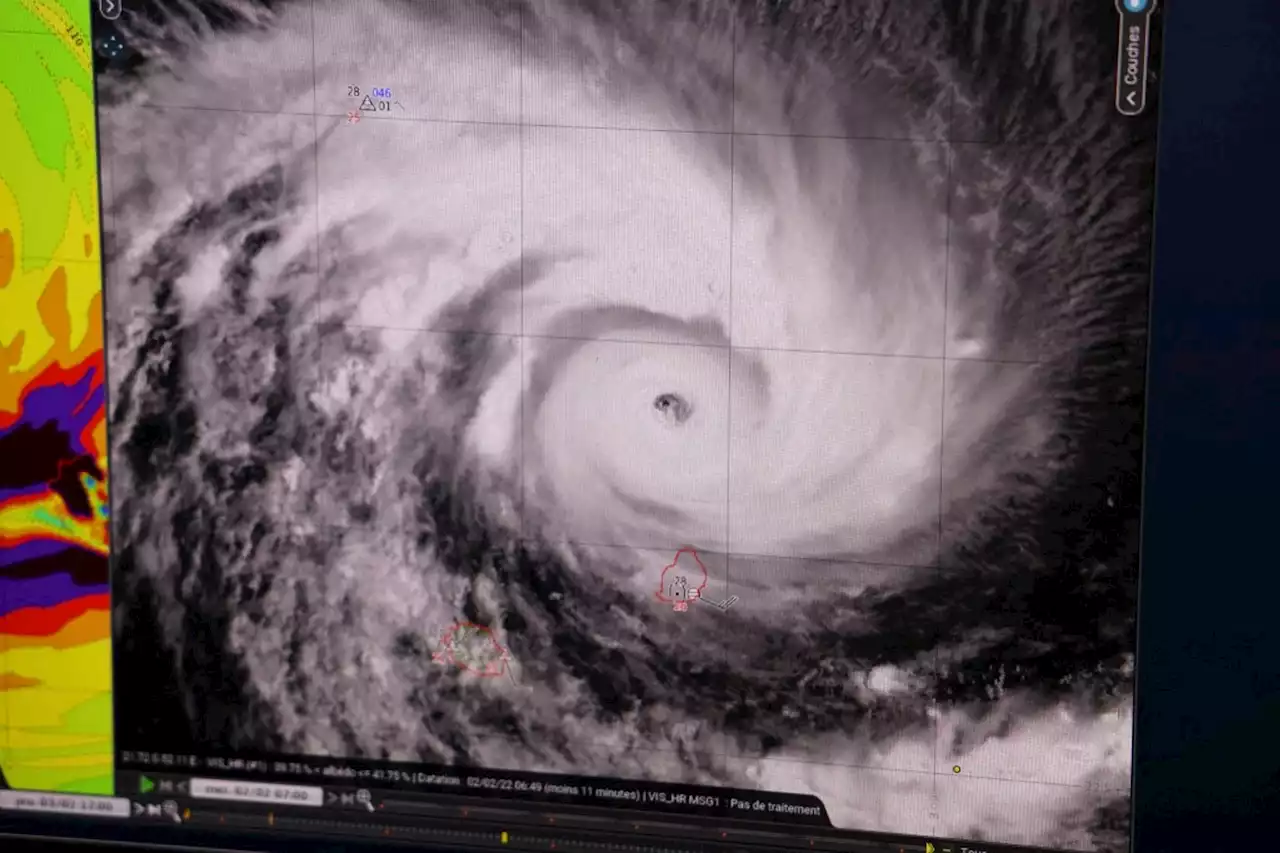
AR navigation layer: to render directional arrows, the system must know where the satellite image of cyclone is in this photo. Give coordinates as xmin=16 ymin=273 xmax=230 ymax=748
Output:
xmin=98 ymin=0 xmax=1154 ymax=849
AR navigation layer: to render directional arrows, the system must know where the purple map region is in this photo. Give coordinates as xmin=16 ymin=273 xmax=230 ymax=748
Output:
xmin=9 ymin=366 xmax=101 ymax=455
xmin=0 ymin=573 xmax=110 ymax=618
xmin=0 ymin=538 xmax=72 ymax=569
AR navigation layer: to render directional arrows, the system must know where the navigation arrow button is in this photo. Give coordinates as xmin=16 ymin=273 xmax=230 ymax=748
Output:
xmin=100 ymin=0 xmax=122 ymax=20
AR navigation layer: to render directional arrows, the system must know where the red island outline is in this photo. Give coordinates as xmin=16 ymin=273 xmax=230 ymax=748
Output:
xmin=656 ymin=547 xmax=709 ymax=605
xmin=431 ymin=621 xmax=509 ymax=678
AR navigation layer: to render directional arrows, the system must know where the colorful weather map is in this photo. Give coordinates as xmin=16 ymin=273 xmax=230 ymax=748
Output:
xmin=0 ymin=0 xmax=114 ymax=795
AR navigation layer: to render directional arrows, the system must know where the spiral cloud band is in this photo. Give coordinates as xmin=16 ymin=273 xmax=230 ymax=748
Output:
xmin=100 ymin=1 xmax=1151 ymax=849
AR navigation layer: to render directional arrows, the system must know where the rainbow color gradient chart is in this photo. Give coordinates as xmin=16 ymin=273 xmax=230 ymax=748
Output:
xmin=0 ymin=0 xmax=114 ymax=795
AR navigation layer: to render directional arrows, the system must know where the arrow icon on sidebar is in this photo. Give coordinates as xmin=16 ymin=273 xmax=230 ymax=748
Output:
xmin=1126 ymin=90 xmax=1138 ymax=107
xmin=132 ymin=802 xmax=144 ymax=817
xmin=99 ymin=0 xmax=122 ymax=20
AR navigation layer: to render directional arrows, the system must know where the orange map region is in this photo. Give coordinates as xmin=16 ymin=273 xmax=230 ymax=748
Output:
xmin=0 ymin=593 xmax=110 ymax=641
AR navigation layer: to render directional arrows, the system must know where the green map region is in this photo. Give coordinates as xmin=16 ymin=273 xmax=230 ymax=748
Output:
xmin=0 ymin=0 xmax=115 ymax=796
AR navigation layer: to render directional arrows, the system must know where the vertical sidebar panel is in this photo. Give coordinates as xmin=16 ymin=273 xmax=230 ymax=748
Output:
xmin=0 ymin=0 xmax=115 ymax=796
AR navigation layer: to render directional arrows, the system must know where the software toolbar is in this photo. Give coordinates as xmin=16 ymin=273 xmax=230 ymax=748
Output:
xmin=0 ymin=773 xmax=1051 ymax=853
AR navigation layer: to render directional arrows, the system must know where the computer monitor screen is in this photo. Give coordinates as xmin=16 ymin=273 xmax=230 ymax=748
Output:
xmin=1 ymin=1 xmax=1160 ymax=851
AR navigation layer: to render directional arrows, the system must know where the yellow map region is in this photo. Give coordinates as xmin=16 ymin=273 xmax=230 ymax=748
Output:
xmin=0 ymin=0 xmax=114 ymax=796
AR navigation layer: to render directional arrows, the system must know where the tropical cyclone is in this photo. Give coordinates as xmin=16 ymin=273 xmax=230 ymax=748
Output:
xmin=102 ymin=1 xmax=1150 ymax=850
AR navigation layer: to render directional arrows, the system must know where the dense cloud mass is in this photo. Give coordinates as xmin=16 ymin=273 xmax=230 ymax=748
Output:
xmin=100 ymin=1 xmax=1154 ymax=849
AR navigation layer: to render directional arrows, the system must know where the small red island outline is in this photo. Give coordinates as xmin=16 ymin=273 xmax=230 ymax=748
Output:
xmin=431 ymin=621 xmax=510 ymax=678
xmin=656 ymin=546 xmax=709 ymax=606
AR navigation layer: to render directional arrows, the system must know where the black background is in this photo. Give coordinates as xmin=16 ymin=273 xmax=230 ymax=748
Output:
xmin=1130 ymin=0 xmax=1280 ymax=850
xmin=5 ymin=0 xmax=1280 ymax=850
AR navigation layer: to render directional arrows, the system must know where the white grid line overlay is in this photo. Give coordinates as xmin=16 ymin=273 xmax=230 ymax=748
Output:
xmin=723 ymin=14 xmax=737 ymax=771
xmin=86 ymin=6 xmax=1131 ymax=816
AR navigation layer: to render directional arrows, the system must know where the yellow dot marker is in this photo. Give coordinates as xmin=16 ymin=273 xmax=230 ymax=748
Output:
xmin=952 ymin=765 xmax=961 ymax=774
xmin=501 ymin=831 xmax=509 ymax=844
